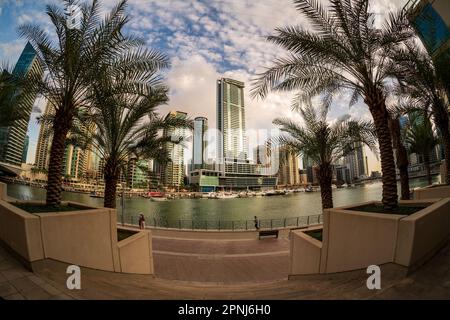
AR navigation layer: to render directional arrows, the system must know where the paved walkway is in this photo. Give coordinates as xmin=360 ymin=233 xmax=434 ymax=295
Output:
xmin=1 ymin=237 xmax=450 ymax=299
xmin=153 ymin=236 xmax=290 ymax=282
xmin=0 ymin=246 xmax=72 ymax=300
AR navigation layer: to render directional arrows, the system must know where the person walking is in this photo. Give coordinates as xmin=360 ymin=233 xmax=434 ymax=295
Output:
xmin=254 ymin=216 xmax=259 ymax=230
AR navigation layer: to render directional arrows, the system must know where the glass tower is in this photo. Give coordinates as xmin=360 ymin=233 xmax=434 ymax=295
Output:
xmin=192 ymin=116 xmax=208 ymax=169
xmin=216 ymin=78 xmax=248 ymax=162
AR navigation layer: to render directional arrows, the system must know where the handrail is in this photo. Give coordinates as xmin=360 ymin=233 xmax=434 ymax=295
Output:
xmin=119 ymin=213 xmax=323 ymax=231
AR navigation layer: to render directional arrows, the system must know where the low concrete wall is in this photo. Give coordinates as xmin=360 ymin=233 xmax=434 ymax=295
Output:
xmin=441 ymin=161 xmax=447 ymax=183
xmin=35 ymin=205 xmax=120 ymax=272
xmin=0 ymin=183 xmax=153 ymax=274
xmin=321 ymin=202 xmax=405 ymax=274
xmin=117 ymin=227 xmax=153 ymax=274
xmin=414 ymin=184 xmax=450 ymax=200
xmin=0 ymin=200 xmax=44 ymax=262
xmin=0 ymin=182 xmax=7 ymax=201
xmin=289 ymin=226 xmax=322 ymax=275
xmin=395 ymin=198 xmax=450 ymax=267
xmin=289 ymin=199 xmax=450 ymax=275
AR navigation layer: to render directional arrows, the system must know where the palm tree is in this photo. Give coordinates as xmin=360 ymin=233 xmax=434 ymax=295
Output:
xmin=70 ymin=63 xmax=192 ymax=208
xmin=273 ymin=104 xmax=377 ymax=209
xmin=252 ymin=0 xmax=413 ymax=209
xmin=404 ymin=113 xmax=439 ymax=186
xmin=388 ymin=41 xmax=450 ymax=184
xmin=18 ymin=0 xmax=149 ymax=206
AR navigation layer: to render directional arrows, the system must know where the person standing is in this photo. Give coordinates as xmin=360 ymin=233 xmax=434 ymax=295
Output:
xmin=254 ymin=216 xmax=259 ymax=230
xmin=138 ymin=213 xmax=146 ymax=229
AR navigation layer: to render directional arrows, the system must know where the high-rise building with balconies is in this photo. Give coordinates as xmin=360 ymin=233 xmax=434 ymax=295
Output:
xmin=0 ymin=42 xmax=43 ymax=167
xmin=217 ymin=78 xmax=248 ymax=162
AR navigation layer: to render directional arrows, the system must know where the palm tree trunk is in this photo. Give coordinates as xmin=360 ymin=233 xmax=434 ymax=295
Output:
xmin=424 ymin=153 xmax=432 ymax=186
xmin=103 ymin=159 xmax=119 ymax=208
xmin=389 ymin=118 xmax=410 ymax=200
xmin=46 ymin=120 xmax=71 ymax=206
xmin=104 ymin=176 xmax=118 ymax=208
xmin=365 ymin=89 xmax=398 ymax=209
xmin=318 ymin=163 xmax=333 ymax=210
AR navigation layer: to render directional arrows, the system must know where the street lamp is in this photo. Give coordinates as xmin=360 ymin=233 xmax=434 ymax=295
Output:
xmin=121 ymin=182 xmax=125 ymax=226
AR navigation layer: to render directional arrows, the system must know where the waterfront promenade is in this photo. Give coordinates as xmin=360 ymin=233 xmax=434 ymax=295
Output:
xmin=2 ymin=231 xmax=450 ymax=299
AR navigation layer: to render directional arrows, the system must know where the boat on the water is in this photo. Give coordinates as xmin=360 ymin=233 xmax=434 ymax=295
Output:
xmin=148 ymin=191 xmax=167 ymax=202
xmin=264 ymin=190 xmax=286 ymax=196
xmin=216 ymin=192 xmax=239 ymax=199
xmin=89 ymin=191 xmax=103 ymax=198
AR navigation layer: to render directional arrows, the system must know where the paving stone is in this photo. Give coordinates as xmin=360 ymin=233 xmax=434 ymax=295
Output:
xmin=21 ymin=286 xmax=52 ymax=300
xmin=39 ymin=283 xmax=62 ymax=296
xmin=3 ymin=293 xmax=25 ymax=300
xmin=9 ymin=276 xmax=39 ymax=292
xmin=27 ymin=274 xmax=47 ymax=286
xmin=0 ymin=260 xmax=16 ymax=271
xmin=0 ymin=273 xmax=7 ymax=283
xmin=1 ymin=269 xmax=27 ymax=281
xmin=48 ymin=293 xmax=72 ymax=300
xmin=0 ymin=283 xmax=19 ymax=297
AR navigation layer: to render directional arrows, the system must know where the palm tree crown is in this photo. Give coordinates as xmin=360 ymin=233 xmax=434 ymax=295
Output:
xmin=19 ymin=0 xmax=157 ymax=206
xmin=388 ymin=41 xmax=450 ymax=184
xmin=273 ymin=104 xmax=377 ymax=209
xmin=70 ymin=60 xmax=192 ymax=208
xmin=252 ymin=0 xmax=413 ymax=209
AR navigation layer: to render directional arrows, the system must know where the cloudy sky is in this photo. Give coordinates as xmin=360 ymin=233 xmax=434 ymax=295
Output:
xmin=0 ymin=0 xmax=408 ymax=170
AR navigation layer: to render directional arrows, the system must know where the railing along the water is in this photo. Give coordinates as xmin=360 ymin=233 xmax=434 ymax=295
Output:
xmin=119 ymin=213 xmax=323 ymax=231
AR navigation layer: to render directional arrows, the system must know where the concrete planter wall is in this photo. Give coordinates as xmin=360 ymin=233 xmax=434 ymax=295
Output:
xmin=117 ymin=227 xmax=153 ymax=274
xmin=0 ymin=182 xmax=153 ymax=274
xmin=289 ymin=226 xmax=322 ymax=275
xmin=414 ymin=184 xmax=450 ymax=200
xmin=289 ymin=198 xmax=450 ymax=276
xmin=441 ymin=161 xmax=447 ymax=183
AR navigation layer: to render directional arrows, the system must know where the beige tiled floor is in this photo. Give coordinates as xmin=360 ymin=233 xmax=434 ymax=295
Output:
xmin=1 ymin=237 xmax=450 ymax=299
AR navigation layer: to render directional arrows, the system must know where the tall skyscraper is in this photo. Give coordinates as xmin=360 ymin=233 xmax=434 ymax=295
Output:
xmin=277 ymin=146 xmax=300 ymax=186
xmin=345 ymin=142 xmax=367 ymax=180
xmin=163 ymin=111 xmax=187 ymax=187
xmin=192 ymin=116 xmax=208 ymax=169
xmin=35 ymin=100 xmax=92 ymax=181
xmin=0 ymin=42 xmax=43 ymax=166
xmin=35 ymin=101 xmax=54 ymax=170
xmin=62 ymin=144 xmax=86 ymax=180
xmin=216 ymin=78 xmax=248 ymax=161
xmin=22 ymin=135 xmax=29 ymax=163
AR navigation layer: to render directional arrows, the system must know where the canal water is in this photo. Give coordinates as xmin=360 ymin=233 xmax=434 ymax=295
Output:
xmin=5 ymin=176 xmax=439 ymax=226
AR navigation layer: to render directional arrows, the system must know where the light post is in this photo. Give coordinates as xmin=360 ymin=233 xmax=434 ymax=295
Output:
xmin=121 ymin=182 xmax=125 ymax=226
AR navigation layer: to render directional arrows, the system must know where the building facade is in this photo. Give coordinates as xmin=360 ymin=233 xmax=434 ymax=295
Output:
xmin=22 ymin=135 xmax=29 ymax=164
xmin=277 ymin=146 xmax=300 ymax=187
xmin=0 ymin=42 xmax=43 ymax=167
xmin=344 ymin=142 xmax=367 ymax=181
xmin=191 ymin=116 xmax=208 ymax=170
xmin=405 ymin=0 xmax=450 ymax=96
xmin=163 ymin=111 xmax=187 ymax=188
xmin=217 ymin=78 xmax=248 ymax=162
xmin=35 ymin=101 xmax=54 ymax=171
